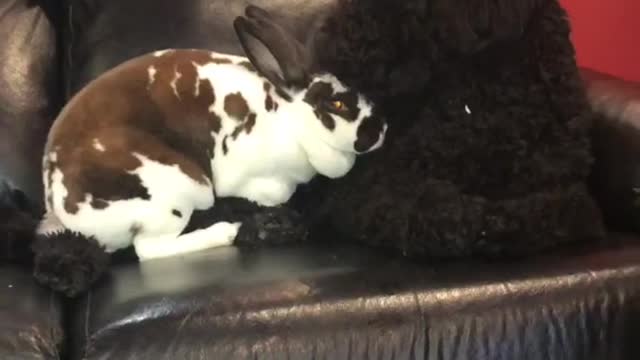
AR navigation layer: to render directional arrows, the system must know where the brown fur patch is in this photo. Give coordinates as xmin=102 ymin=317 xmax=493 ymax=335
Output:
xmin=224 ymin=92 xmax=249 ymax=121
xmin=147 ymin=50 xmax=218 ymax=179
xmin=61 ymin=147 xmax=152 ymax=214
xmin=265 ymin=94 xmax=274 ymax=111
xmin=263 ymin=82 xmax=276 ymax=112
xmin=45 ymin=49 xmax=222 ymax=214
xmin=245 ymin=113 xmax=257 ymax=134
xmin=222 ymin=136 xmax=229 ymax=155
xmin=211 ymin=57 xmax=232 ymax=64
xmin=91 ymin=198 xmax=109 ymax=209
xmin=195 ymin=77 xmax=221 ymax=133
xmin=231 ymin=125 xmax=243 ymax=140
xmin=238 ymin=61 xmax=256 ymax=73
xmin=209 ymin=111 xmax=222 ymax=134
xmin=209 ymin=137 xmax=216 ymax=159
xmin=231 ymin=112 xmax=258 ymax=140
xmin=315 ymin=110 xmax=335 ymax=130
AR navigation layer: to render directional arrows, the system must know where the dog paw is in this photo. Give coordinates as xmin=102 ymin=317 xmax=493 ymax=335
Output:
xmin=234 ymin=206 xmax=309 ymax=247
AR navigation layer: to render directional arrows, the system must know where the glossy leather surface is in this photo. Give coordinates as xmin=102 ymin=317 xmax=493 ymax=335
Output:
xmin=584 ymin=69 xmax=640 ymax=232
xmin=0 ymin=0 xmax=61 ymax=206
xmin=0 ymin=267 xmax=63 ymax=359
xmin=63 ymin=0 xmax=337 ymax=97
xmin=71 ymin=237 xmax=640 ymax=359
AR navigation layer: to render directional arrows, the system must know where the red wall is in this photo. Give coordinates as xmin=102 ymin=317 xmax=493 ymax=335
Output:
xmin=560 ymin=0 xmax=640 ymax=82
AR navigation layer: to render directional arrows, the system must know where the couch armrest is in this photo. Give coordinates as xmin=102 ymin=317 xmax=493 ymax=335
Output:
xmin=582 ymin=68 xmax=640 ymax=231
xmin=582 ymin=69 xmax=640 ymax=123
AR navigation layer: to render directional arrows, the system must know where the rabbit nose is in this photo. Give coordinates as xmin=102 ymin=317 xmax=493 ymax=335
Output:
xmin=354 ymin=116 xmax=387 ymax=153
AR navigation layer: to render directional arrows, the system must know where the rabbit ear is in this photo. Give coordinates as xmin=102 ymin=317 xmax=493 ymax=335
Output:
xmin=234 ymin=6 xmax=311 ymax=90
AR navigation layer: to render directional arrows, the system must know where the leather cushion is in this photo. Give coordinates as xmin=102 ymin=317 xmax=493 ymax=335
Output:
xmin=0 ymin=0 xmax=61 ymax=205
xmin=71 ymin=239 xmax=640 ymax=359
xmin=582 ymin=69 xmax=640 ymax=233
xmin=0 ymin=267 xmax=63 ymax=359
xmin=63 ymin=0 xmax=336 ymax=98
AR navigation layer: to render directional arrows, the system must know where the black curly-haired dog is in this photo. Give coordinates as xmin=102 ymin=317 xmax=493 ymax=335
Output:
xmin=291 ymin=0 xmax=606 ymax=259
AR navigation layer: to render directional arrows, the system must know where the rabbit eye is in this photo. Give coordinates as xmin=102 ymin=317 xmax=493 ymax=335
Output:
xmin=330 ymin=100 xmax=346 ymax=111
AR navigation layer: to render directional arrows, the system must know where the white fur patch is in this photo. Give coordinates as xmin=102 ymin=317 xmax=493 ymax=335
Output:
xmin=148 ymin=66 xmax=157 ymax=85
xmin=153 ymin=49 xmax=172 ymax=57
xmin=42 ymin=151 xmax=58 ymax=213
xmin=193 ymin=61 xmax=201 ymax=97
xmin=465 ymin=104 xmax=472 ymax=114
xmin=368 ymin=123 xmax=388 ymax=153
xmin=170 ymin=70 xmax=182 ymax=99
xmin=42 ymin=169 xmax=50 ymax=212
xmin=128 ymin=152 xmax=213 ymax=208
xmin=92 ymin=138 xmax=106 ymax=152
xmin=210 ymin=52 xmax=246 ymax=63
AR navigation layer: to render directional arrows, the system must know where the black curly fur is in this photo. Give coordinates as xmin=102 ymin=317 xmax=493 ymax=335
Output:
xmin=290 ymin=0 xmax=606 ymax=259
xmin=186 ymin=197 xmax=310 ymax=248
xmin=31 ymin=230 xmax=110 ymax=298
xmin=0 ymin=180 xmax=40 ymax=266
xmin=1 ymin=179 xmax=111 ymax=296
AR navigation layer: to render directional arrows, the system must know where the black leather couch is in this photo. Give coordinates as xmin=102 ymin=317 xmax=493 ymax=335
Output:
xmin=2 ymin=0 xmax=640 ymax=359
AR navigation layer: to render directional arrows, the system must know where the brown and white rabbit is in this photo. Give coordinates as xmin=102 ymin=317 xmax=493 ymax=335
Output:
xmin=36 ymin=5 xmax=387 ymax=264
